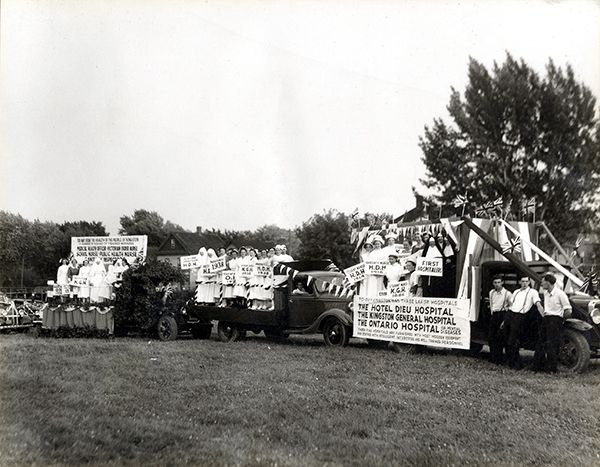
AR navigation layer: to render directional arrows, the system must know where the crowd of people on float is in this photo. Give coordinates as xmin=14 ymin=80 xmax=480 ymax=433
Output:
xmin=55 ymin=257 xmax=130 ymax=305
xmin=357 ymin=230 xmax=457 ymax=298
xmin=194 ymin=244 xmax=294 ymax=310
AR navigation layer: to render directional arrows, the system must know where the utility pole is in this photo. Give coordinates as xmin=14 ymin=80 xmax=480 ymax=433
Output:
xmin=20 ymin=256 xmax=24 ymax=288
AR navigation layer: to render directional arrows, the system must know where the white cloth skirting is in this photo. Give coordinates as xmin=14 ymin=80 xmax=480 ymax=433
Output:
xmin=195 ymin=277 xmax=217 ymax=303
xmin=362 ymin=275 xmax=385 ymax=298
xmin=78 ymin=285 xmax=90 ymax=299
xmin=233 ymin=276 xmax=248 ymax=297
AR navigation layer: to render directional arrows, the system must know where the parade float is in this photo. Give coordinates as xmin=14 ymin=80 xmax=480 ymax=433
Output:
xmin=348 ymin=206 xmax=600 ymax=372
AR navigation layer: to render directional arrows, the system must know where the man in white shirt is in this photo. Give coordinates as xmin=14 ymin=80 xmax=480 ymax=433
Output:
xmin=530 ymin=273 xmax=572 ymax=373
xmin=488 ymin=276 xmax=513 ymax=364
xmin=504 ymin=276 xmax=543 ymax=369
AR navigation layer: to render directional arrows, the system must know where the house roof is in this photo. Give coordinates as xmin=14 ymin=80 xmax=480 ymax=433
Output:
xmin=157 ymin=232 xmax=225 ymax=256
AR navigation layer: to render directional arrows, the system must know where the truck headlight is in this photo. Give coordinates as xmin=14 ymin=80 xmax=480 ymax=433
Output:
xmin=591 ymin=305 xmax=600 ymax=325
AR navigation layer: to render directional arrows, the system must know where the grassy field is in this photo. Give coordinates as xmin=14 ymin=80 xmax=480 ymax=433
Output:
xmin=0 ymin=332 xmax=599 ymax=466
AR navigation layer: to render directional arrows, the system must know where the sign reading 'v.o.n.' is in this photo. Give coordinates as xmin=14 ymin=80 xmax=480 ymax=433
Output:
xmin=71 ymin=236 xmax=148 ymax=264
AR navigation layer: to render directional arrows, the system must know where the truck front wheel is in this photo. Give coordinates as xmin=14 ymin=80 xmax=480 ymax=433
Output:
xmin=323 ymin=318 xmax=350 ymax=347
xmin=217 ymin=322 xmax=243 ymax=342
xmin=157 ymin=315 xmax=178 ymax=341
xmin=559 ymin=329 xmax=590 ymax=373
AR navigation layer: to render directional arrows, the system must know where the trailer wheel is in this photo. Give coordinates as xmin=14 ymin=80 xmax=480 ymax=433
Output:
xmin=191 ymin=323 xmax=212 ymax=339
xmin=323 ymin=318 xmax=350 ymax=347
xmin=217 ymin=322 xmax=242 ymax=342
xmin=559 ymin=329 xmax=590 ymax=373
xmin=157 ymin=315 xmax=178 ymax=341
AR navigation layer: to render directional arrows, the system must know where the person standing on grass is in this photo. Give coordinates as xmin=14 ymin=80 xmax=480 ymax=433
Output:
xmin=530 ymin=274 xmax=572 ymax=373
xmin=503 ymin=276 xmax=543 ymax=369
xmin=488 ymin=276 xmax=512 ymax=364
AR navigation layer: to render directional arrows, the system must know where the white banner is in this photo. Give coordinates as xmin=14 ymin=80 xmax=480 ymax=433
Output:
xmin=416 ymin=257 xmax=443 ymax=277
xmin=71 ymin=235 xmax=148 ymax=264
xmin=180 ymin=254 xmax=200 ymax=270
xmin=221 ymin=271 xmax=236 ymax=285
xmin=353 ymin=296 xmax=470 ymax=349
xmin=365 ymin=261 xmax=388 ymax=276
xmin=209 ymin=256 xmax=227 ymax=273
xmin=253 ymin=264 xmax=272 ymax=277
xmin=70 ymin=276 xmax=89 ymax=287
xmin=344 ymin=262 xmax=366 ymax=284
xmin=388 ymin=281 xmax=409 ymax=297
xmin=239 ymin=264 xmax=254 ymax=277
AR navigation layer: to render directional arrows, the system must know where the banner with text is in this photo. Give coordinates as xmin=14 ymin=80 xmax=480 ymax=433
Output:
xmin=353 ymin=296 xmax=470 ymax=349
xmin=180 ymin=255 xmax=201 ymax=270
xmin=253 ymin=264 xmax=272 ymax=277
xmin=240 ymin=264 xmax=254 ymax=277
xmin=209 ymin=256 xmax=227 ymax=273
xmin=221 ymin=271 xmax=236 ymax=285
xmin=71 ymin=236 xmax=148 ymax=264
xmin=416 ymin=257 xmax=443 ymax=277
xmin=388 ymin=281 xmax=409 ymax=297
xmin=365 ymin=261 xmax=388 ymax=276
xmin=344 ymin=263 xmax=366 ymax=284
xmin=70 ymin=276 xmax=89 ymax=287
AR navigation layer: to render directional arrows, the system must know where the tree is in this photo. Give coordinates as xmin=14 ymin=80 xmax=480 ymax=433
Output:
xmin=119 ymin=209 xmax=187 ymax=247
xmin=419 ymin=53 xmax=600 ymax=242
xmin=0 ymin=212 xmax=110 ymax=287
xmin=295 ymin=210 xmax=354 ymax=269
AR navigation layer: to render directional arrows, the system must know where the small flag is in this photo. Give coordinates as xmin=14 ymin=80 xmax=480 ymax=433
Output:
xmin=571 ymin=235 xmax=584 ymax=258
xmin=492 ymin=197 xmax=503 ymax=208
xmin=351 ymin=208 xmax=359 ymax=220
xmin=522 ymin=197 xmax=536 ymax=215
xmin=475 ymin=201 xmax=496 ymax=218
xmin=501 ymin=235 xmax=522 ymax=255
xmin=579 ymin=270 xmax=597 ymax=294
xmin=452 ymin=194 xmax=467 ymax=208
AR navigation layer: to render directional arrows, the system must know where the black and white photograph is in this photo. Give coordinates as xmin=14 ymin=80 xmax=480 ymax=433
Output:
xmin=1 ymin=0 xmax=599 ymax=465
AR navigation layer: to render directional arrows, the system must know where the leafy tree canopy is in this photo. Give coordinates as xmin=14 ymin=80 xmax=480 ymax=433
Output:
xmin=419 ymin=53 xmax=600 ymax=241
xmin=119 ymin=209 xmax=188 ymax=247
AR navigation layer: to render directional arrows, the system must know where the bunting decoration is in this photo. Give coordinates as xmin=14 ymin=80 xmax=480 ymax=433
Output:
xmin=271 ymin=263 xmax=356 ymax=299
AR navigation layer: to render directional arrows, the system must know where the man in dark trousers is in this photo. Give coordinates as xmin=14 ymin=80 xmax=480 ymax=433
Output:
xmin=488 ymin=276 xmax=512 ymax=364
xmin=530 ymin=274 xmax=572 ymax=373
xmin=504 ymin=276 xmax=543 ymax=369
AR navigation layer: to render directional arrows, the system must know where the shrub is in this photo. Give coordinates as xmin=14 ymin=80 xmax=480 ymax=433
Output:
xmin=113 ymin=260 xmax=190 ymax=334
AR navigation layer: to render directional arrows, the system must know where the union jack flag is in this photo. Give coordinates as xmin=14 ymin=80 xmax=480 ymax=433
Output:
xmin=501 ymin=235 xmax=522 ymax=255
xmin=475 ymin=201 xmax=495 ymax=217
xmin=579 ymin=270 xmax=597 ymax=295
xmin=571 ymin=235 xmax=584 ymax=258
xmin=521 ymin=197 xmax=536 ymax=215
xmin=452 ymin=194 xmax=468 ymax=208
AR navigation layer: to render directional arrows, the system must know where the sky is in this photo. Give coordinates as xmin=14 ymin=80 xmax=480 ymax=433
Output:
xmin=1 ymin=0 xmax=599 ymax=235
